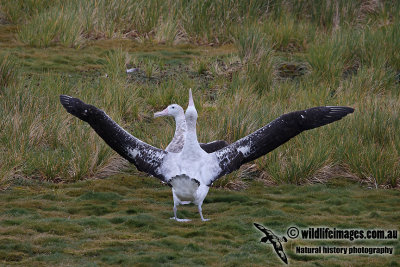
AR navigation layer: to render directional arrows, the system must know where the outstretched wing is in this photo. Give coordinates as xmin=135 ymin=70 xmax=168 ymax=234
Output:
xmin=60 ymin=95 xmax=167 ymax=181
xmin=254 ymin=222 xmax=270 ymax=235
xmin=272 ymin=241 xmax=288 ymax=264
xmin=211 ymin=106 xmax=354 ymax=183
xmin=254 ymin=223 xmax=288 ymax=264
xmin=200 ymin=140 xmax=229 ymax=153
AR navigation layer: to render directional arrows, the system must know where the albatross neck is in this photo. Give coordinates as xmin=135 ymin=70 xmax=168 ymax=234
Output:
xmin=169 ymin=113 xmax=186 ymax=151
xmin=182 ymin=108 xmax=202 ymax=154
xmin=174 ymin=113 xmax=186 ymax=133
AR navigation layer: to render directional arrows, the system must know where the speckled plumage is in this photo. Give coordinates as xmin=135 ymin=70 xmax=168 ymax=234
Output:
xmin=154 ymin=104 xmax=228 ymax=153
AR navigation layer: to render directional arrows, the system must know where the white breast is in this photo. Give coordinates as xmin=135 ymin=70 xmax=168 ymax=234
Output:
xmin=160 ymin=152 xmax=221 ymax=186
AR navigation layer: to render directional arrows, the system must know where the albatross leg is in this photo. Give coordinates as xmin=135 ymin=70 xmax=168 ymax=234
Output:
xmin=170 ymin=204 xmax=191 ymax=222
xmin=198 ymin=204 xmax=210 ymax=222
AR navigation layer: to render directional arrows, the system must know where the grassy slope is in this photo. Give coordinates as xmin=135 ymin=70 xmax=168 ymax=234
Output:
xmin=1 ymin=176 xmax=399 ymax=266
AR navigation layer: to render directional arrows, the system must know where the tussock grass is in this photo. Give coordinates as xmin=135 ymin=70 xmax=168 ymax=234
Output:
xmin=306 ymin=32 xmax=347 ymax=84
xmin=257 ymin=133 xmax=332 ymax=185
xmin=0 ymin=1 xmax=400 ymax=188
xmin=338 ymin=97 xmax=400 ymax=187
xmin=155 ymin=17 xmax=180 ymax=45
xmin=18 ymin=4 xmax=83 ymax=48
xmin=0 ymin=53 xmax=18 ymax=90
xmin=233 ymin=25 xmax=275 ymax=93
xmin=198 ymin=90 xmax=266 ymax=143
xmin=0 ymin=0 xmax=62 ymax=24
xmin=2 ymin=0 xmax=400 ymax=46
xmin=234 ymin=24 xmax=267 ymax=64
xmin=261 ymin=16 xmax=315 ymax=52
xmin=0 ymin=74 xmax=146 ymax=183
xmin=102 ymin=48 xmax=129 ymax=79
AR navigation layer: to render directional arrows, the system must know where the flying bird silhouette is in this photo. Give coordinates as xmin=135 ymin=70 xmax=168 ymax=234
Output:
xmin=254 ymin=223 xmax=288 ymax=264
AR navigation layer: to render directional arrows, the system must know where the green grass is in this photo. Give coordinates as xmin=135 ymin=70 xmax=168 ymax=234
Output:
xmin=0 ymin=2 xmax=399 ymax=265
xmin=102 ymin=48 xmax=129 ymax=79
xmin=0 ymin=2 xmax=399 ymax=187
xmin=0 ymin=176 xmax=398 ymax=266
xmin=0 ymin=52 xmax=18 ymax=90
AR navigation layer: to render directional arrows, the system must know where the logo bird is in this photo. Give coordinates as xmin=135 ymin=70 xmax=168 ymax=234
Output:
xmin=254 ymin=223 xmax=288 ymax=264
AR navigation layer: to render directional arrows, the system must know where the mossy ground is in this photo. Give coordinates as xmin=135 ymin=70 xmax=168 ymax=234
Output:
xmin=0 ymin=176 xmax=399 ymax=266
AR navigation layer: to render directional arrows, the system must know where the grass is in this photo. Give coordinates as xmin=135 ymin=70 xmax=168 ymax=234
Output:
xmin=0 ymin=1 xmax=399 ymax=187
xmin=0 ymin=1 xmax=399 ymax=265
xmin=0 ymin=176 xmax=398 ymax=266
xmin=0 ymin=53 xmax=18 ymax=91
xmin=103 ymin=48 xmax=130 ymax=79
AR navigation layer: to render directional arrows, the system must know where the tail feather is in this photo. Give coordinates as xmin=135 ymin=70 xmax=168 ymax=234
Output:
xmin=168 ymin=174 xmax=200 ymax=202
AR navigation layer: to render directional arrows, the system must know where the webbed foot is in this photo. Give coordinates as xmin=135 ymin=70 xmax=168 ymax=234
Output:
xmin=170 ymin=217 xmax=191 ymax=222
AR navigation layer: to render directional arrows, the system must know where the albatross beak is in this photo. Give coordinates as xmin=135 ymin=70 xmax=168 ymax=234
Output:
xmin=154 ymin=107 xmax=169 ymax=118
xmin=188 ymin=88 xmax=194 ymax=107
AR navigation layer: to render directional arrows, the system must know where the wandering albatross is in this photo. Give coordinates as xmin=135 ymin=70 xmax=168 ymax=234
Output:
xmin=59 ymin=90 xmax=354 ymax=222
xmin=154 ymin=104 xmax=228 ymax=153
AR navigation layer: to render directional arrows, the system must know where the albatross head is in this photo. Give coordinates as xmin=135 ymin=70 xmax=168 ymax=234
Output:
xmin=185 ymin=88 xmax=198 ymax=121
xmin=154 ymin=104 xmax=184 ymax=119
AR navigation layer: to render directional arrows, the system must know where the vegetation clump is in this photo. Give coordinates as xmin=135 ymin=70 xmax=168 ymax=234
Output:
xmin=0 ymin=1 xmax=399 ymax=189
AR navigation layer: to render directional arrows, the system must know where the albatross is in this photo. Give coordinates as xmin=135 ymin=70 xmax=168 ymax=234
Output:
xmin=59 ymin=90 xmax=354 ymax=222
xmin=154 ymin=104 xmax=228 ymax=153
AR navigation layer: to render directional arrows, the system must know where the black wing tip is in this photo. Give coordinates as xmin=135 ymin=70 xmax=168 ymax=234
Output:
xmin=325 ymin=106 xmax=355 ymax=121
xmin=59 ymin=94 xmax=72 ymax=106
xmin=299 ymin=106 xmax=354 ymax=130
xmin=327 ymin=106 xmax=355 ymax=114
xmin=59 ymin=95 xmax=91 ymax=121
xmin=60 ymin=94 xmax=79 ymax=110
xmin=254 ymin=222 xmax=263 ymax=229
